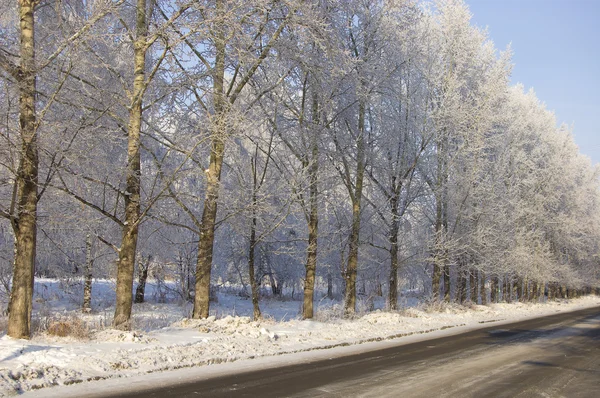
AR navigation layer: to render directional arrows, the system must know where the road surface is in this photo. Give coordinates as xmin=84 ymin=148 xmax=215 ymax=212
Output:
xmin=107 ymin=305 xmax=600 ymax=398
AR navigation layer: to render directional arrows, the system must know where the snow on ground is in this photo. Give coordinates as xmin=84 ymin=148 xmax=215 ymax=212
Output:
xmin=1 ymin=279 xmax=599 ymax=397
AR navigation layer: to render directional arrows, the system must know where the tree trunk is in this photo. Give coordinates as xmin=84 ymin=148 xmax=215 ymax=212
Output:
xmin=302 ymin=102 xmax=319 ymax=319
xmin=517 ymin=277 xmax=523 ymax=302
xmin=270 ymin=276 xmax=280 ymax=296
xmin=479 ymin=270 xmax=487 ymax=305
xmin=469 ymin=269 xmax=477 ymax=303
xmin=302 ymin=189 xmax=318 ymax=318
xmin=432 ymin=261 xmax=442 ymax=301
xmin=443 ymin=265 xmax=451 ymax=302
xmin=510 ymin=276 xmax=516 ymax=302
xmin=431 ymin=205 xmax=444 ymax=301
xmin=344 ymin=198 xmax=361 ymax=316
xmin=113 ymin=0 xmax=146 ymax=330
xmin=539 ymin=282 xmax=545 ymax=301
xmin=388 ymin=196 xmax=400 ymax=310
xmin=458 ymin=267 xmax=467 ymax=304
xmin=248 ymin=209 xmax=261 ymax=320
xmin=193 ymin=0 xmax=226 ymax=319
xmin=260 ymin=247 xmax=279 ymax=297
xmin=82 ymin=234 xmax=93 ymax=313
xmin=490 ymin=275 xmax=498 ymax=303
xmin=431 ymin=150 xmax=446 ymax=302
xmin=134 ymin=255 xmax=151 ymax=304
xmin=7 ymin=0 xmax=38 ymax=339
xmin=327 ymin=271 xmax=333 ymax=299
xmin=344 ymin=101 xmax=366 ymax=317
xmin=434 ymin=126 xmax=449 ymax=303
xmin=523 ymin=278 xmax=529 ymax=302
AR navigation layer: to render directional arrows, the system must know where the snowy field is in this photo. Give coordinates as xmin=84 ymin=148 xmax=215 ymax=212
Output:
xmin=1 ymin=279 xmax=599 ymax=397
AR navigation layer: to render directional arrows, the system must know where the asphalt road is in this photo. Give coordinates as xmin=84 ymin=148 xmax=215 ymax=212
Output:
xmin=111 ymin=306 xmax=600 ymax=398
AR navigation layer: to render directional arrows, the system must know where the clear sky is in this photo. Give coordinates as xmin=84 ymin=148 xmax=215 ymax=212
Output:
xmin=465 ymin=0 xmax=600 ymax=166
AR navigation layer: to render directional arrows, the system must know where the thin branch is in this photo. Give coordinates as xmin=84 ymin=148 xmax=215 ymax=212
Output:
xmin=0 ymin=49 xmax=19 ymax=80
xmin=95 ymin=234 xmax=120 ymax=253
xmin=39 ymin=0 xmax=126 ymax=71
xmin=229 ymin=5 xmax=297 ymax=104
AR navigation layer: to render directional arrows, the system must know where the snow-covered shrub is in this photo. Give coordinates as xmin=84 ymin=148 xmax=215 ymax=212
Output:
xmin=418 ymin=299 xmax=453 ymax=313
xmin=314 ymin=303 xmax=344 ymax=322
xmin=46 ymin=318 xmax=89 ymax=339
xmin=35 ymin=314 xmax=90 ymax=340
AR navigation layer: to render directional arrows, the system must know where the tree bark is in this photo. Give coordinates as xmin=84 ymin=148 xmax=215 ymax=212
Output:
xmin=458 ymin=266 xmax=467 ymax=304
xmin=431 ymin=138 xmax=446 ymax=302
xmin=134 ymin=255 xmax=151 ymax=304
xmin=113 ymin=0 xmax=146 ymax=329
xmin=431 ymin=204 xmax=444 ymax=301
xmin=490 ymin=275 xmax=498 ymax=303
xmin=193 ymin=0 xmax=227 ymax=319
xmin=302 ymin=190 xmax=318 ymax=318
xmin=469 ymin=268 xmax=477 ymax=303
xmin=443 ymin=264 xmax=451 ymax=302
xmin=388 ymin=195 xmax=400 ymax=310
xmin=432 ymin=262 xmax=442 ymax=301
xmin=343 ymin=181 xmax=362 ymax=316
xmin=265 ymin=251 xmax=280 ymax=296
xmin=7 ymin=0 xmax=38 ymax=339
xmin=505 ymin=276 xmax=512 ymax=303
xmin=479 ymin=270 xmax=487 ymax=305
xmin=302 ymin=94 xmax=319 ymax=319
xmin=248 ymin=205 xmax=261 ymax=320
xmin=83 ymin=234 xmax=93 ymax=312
xmin=511 ymin=277 xmax=517 ymax=303
xmin=344 ymin=101 xmax=366 ymax=317
xmin=193 ymin=133 xmax=225 ymax=319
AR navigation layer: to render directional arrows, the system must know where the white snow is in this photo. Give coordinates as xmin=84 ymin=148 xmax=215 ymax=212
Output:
xmin=1 ymin=279 xmax=599 ymax=397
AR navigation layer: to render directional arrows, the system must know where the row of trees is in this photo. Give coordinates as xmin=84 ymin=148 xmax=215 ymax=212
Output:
xmin=1 ymin=0 xmax=599 ymax=338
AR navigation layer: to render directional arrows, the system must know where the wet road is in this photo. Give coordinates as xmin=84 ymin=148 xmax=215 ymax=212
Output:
xmin=113 ymin=306 xmax=600 ymax=398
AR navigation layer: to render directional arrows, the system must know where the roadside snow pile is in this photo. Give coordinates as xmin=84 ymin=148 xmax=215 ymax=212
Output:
xmin=1 ymin=295 xmax=599 ymax=396
xmin=92 ymin=330 xmax=157 ymax=344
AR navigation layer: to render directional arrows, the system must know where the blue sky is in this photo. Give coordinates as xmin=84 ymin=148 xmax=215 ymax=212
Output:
xmin=465 ymin=0 xmax=600 ymax=166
